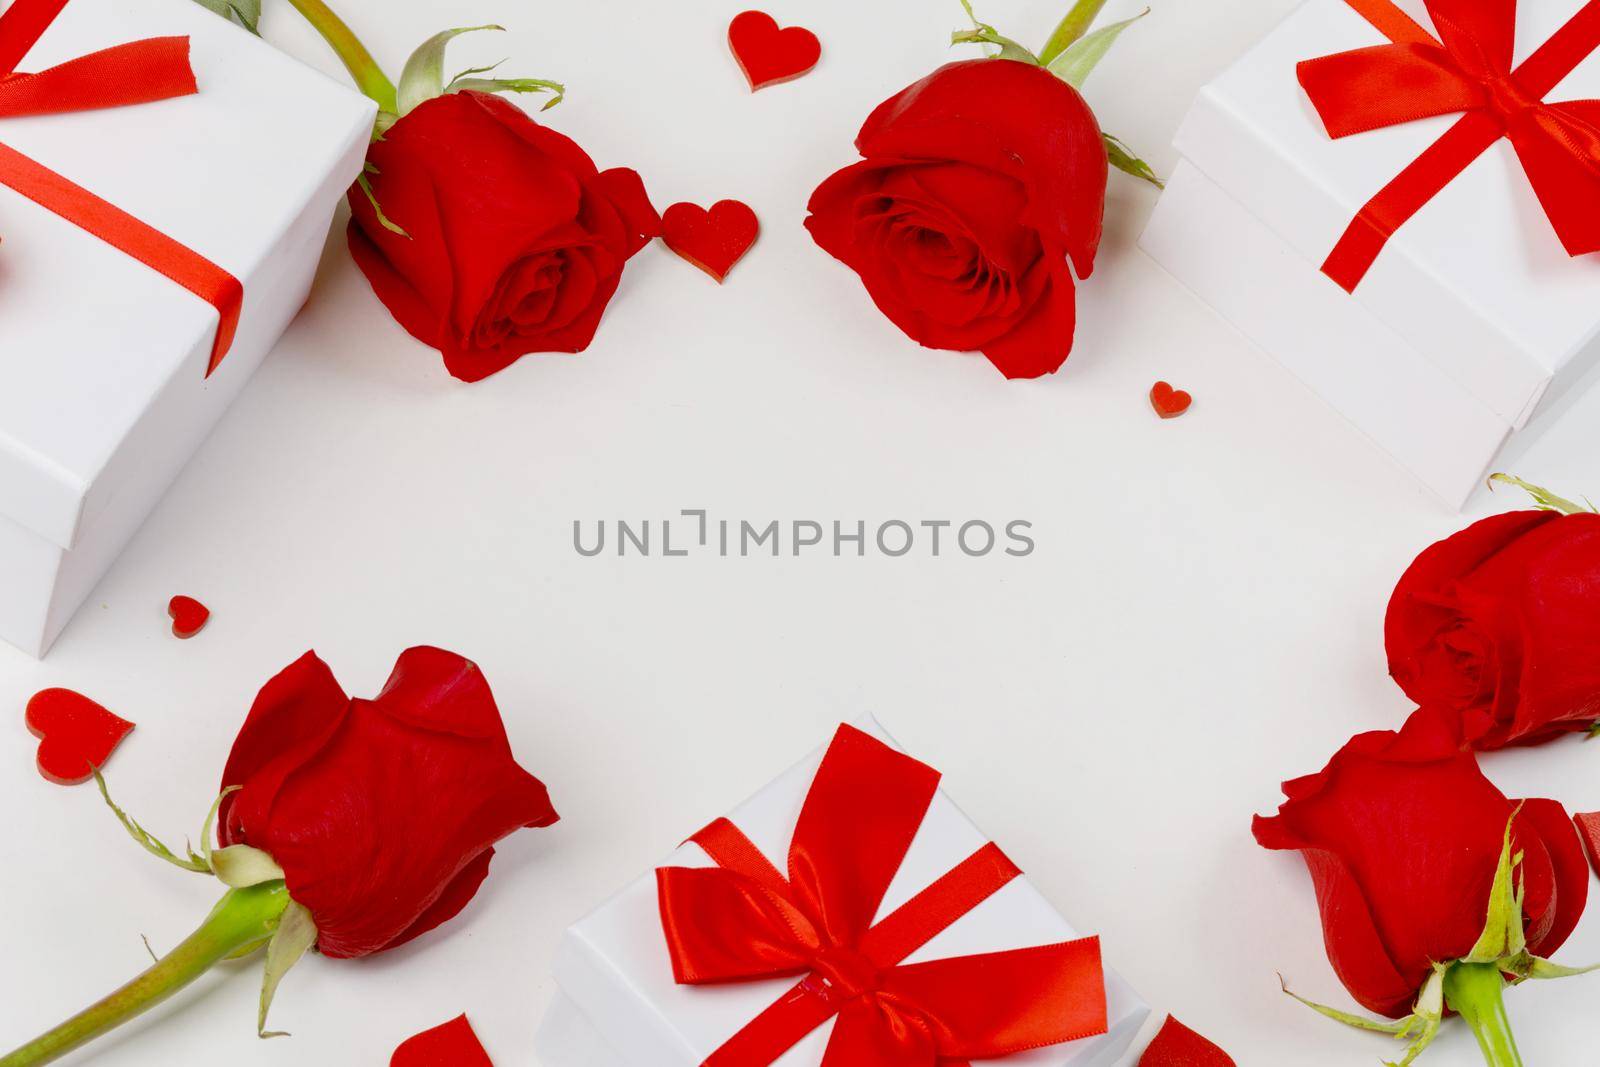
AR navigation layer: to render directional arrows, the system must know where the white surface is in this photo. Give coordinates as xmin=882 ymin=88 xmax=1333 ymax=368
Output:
xmin=0 ymin=0 xmax=374 ymax=654
xmin=1141 ymin=160 xmax=1511 ymax=507
xmin=545 ymin=717 xmax=1145 ymax=1066
xmin=4 ymin=1 xmax=1600 ymax=1065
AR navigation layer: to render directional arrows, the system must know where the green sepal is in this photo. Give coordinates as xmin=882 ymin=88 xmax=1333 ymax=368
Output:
xmin=211 ymin=845 xmax=287 ymax=889
xmin=1280 ymin=969 xmax=1445 ymax=1067
xmin=1039 ymin=0 xmax=1112 ymax=64
xmin=1466 ymin=814 xmax=1526 ymax=964
xmin=357 ymin=167 xmax=409 ymax=238
xmin=1046 ymin=8 xmax=1149 ymax=89
xmin=93 ymin=770 xmax=210 ymax=874
xmin=1104 ymin=133 xmax=1164 ymax=188
xmin=449 ymin=75 xmax=566 ymax=110
xmin=189 ymin=0 xmax=260 ymax=34
xmin=952 ymin=0 xmax=1040 ymax=63
xmin=397 ymin=26 xmax=505 ymax=116
xmin=1488 ymin=473 xmax=1596 ymax=515
xmin=257 ymin=898 xmax=318 ymax=1038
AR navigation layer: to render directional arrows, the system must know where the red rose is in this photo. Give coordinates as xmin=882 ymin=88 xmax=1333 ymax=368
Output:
xmin=1252 ymin=708 xmax=1587 ymax=1020
xmin=349 ymin=91 xmax=660 ymax=383
xmin=1385 ymin=509 xmax=1600 ymax=749
xmin=805 ymin=58 xmax=1108 ymax=380
xmin=218 ymin=646 xmax=558 ymax=958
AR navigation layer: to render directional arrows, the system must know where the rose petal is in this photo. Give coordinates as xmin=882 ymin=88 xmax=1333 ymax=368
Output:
xmin=391 ymin=1014 xmax=493 ymax=1067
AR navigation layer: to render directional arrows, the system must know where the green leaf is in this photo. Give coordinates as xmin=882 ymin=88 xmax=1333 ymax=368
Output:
xmin=449 ymin=76 xmax=566 ymax=111
xmin=190 ymin=0 xmax=260 ymax=34
xmin=93 ymin=770 xmax=211 ymax=874
xmin=397 ymin=25 xmax=504 ymax=116
xmin=211 ymin=845 xmax=287 ymax=889
xmin=1039 ymin=0 xmax=1111 ymax=64
xmin=1488 ymin=473 xmax=1595 ymax=515
xmin=258 ymin=899 xmax=318 ymax=1038
xmin=1104 ymin=133 xmax=1164 ymax=188
xmin=1046 ymin=8 xmax=1148 ymax=88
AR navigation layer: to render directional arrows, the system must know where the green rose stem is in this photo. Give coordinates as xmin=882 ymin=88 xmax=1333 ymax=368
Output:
xmin=283 ymin=0 xmax=398 ymax=113
xmin=1444 ymin=963 xmax=1523 ymax=1067
xmin=0 ymin=884 xmax=290 ymax=1067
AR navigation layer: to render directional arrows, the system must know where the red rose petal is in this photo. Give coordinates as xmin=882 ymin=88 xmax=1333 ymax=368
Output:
xmin=168 ymin=595 xmax=210 ymax=639
xmin=728 ymin=11 xmax=820 ymax=90
xmin=391 ymin=1014 xmax=493 ymax=1067
xmin=25 ymin=689 xmax=135 ymax=786
xmin=661 ymin=200 xmax=760 ymax=281
xmin=1575 ymin=812 xmax=1600 ymax=878
xmin=1139 ymin=1015 xmax=1235 ymax=1066
xmin=1150 ymin=380 xmax=1193 ymax=419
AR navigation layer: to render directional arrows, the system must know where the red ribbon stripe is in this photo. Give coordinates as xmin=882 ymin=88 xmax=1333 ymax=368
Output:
xmin=0 ymin=0 xmax=241 ymax=374
xmin=1300 ymin=0 xmax=1600 ymax=291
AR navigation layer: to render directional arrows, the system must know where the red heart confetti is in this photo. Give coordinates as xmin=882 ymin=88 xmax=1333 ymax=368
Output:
xmin=391 ymin=1015 xmax=494 ymax=1067
xmin=661 ymin=200 xmax=760 ymax=282
xmin=168 ymin=595 xmax=210 ymax=639
xmin=25 ymin=688 xmax=136 ymax=786
xmin=728 ymin=11 xmax=820 ymax=90
xmin=1575 ymin=812 xmax=1600 ymax=878
xmin=1139 ymin=1015 xmax=1235 ymax=1066
xmin=1149 ymin=381 xmax=1193 ymax=419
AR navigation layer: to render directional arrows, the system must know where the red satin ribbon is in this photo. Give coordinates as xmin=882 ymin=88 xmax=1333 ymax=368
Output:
xmin=656 ymin=725 xmax=1108 ymax=1067
xmin=1300 ymin=0 xmax=1600 ymax=291
xmin=0 ymin=0 xmax=241 ymax=374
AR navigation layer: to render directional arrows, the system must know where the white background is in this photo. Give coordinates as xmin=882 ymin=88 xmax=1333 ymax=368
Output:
xmin=5 ymin=0 xmax=1600 ymax=1064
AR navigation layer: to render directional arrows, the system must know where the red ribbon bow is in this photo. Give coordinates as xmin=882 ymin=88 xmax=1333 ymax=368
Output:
xmin=1300 ymin=0 xmax=1600 ymax=291
xmin=0 ymin=0 xmax=241 ymax=374
xmin=655 ymin=725 xmax=1108 ymax=1067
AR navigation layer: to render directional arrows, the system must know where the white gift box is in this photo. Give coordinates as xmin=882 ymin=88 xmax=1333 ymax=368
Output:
xmin=0 ymin=0 xmax=375 ymax=656
xmin=1140 ymin=0 xmax=1600 ymax=508
xmin=536 ymin=718 xmax=1149 ymax=1066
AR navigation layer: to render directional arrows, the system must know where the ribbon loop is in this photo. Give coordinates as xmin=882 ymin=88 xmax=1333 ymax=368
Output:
xmin=1300 ymin=0 xmax=1600 ymax=290
xmin=0 ymin=0 xmax=242 ymax=374
xmin=657 ymin=726 xmax=1109 ymax=1067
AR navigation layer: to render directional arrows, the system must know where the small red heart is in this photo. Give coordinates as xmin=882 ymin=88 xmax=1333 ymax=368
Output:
xmin=392 ymin=1015 xmax=494 ymax=1067
xmin=661 ymin=200 xmax=760 ymax=282
xmin=25 ymin=688 xmax=136 ymax=786
xmin=1149 ymin=381 xmax=1193 ymax=419
xmin=1139 ymin=1015 xmax=1235 ymax=1066
xmin=168 ymin=595 xmax=210 ymax=639
xmin=728 ymin=11 xmax=820 ymax=90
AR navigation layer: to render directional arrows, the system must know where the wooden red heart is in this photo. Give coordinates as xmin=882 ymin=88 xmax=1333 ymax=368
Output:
xmin=1149 ymin=381 xmax=1193 ymax=419
xmin=392 ymin=1015 xmax=494 ymax=1067
xmin=661 ymin=200 xmax=760 ymax=282
xmin=728 ymin=11 xmax=820 ymax=90
xmin=25 ymin=688 xmax=135 ymax=785
xmin=168 ymin=594 xmax=210 ymax=639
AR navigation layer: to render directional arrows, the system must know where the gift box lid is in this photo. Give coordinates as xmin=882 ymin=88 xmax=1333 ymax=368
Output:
xmin=552 ymin=717 xmax=1149 ymax=1066
xmin=0 ymin=0 xmax=375 ymax=551
xmin=1172 ymin=0 xmax=1600 ymax=431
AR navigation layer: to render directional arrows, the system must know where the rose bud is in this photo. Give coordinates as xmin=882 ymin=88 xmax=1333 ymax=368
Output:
xmin=344 ymin=26 xmax=659 ymax=382
xmin=805 ymin=0 xmax=1160 ymax=380
xmin=0 ymin=647 xmax=555 ymax=1067
xmin=1253 ymin=707 xmax=1592 ymax=1066
xmin=1386 ymin=475 xmax=1600 ymax=749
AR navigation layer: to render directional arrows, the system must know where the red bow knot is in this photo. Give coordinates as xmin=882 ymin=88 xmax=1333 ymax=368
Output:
xmin=0 ymin=0 xmax=242 ymax=374
xmin=656 ymin=725 xmax=1108 ymax=1067
xmin=1299 ymin=0 xmax=1600 ymax=291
